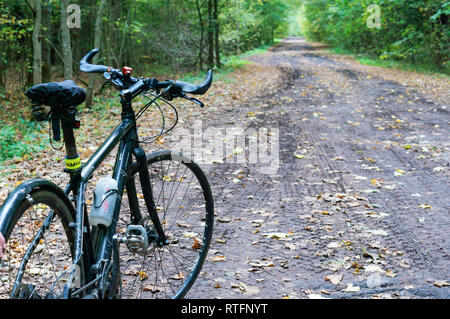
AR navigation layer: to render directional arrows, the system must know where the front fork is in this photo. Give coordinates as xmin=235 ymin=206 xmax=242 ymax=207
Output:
xmin=131 ymin=146 xmax=167 ymax=246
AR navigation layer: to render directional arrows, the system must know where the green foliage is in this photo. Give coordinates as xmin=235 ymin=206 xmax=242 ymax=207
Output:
xmin=0 ymin=119 xmax=47 ymax=162
xmin=0 ymin=0 xmax=296 ymax=162
xmin=222 ymin=56 xmax=252 ymax=70
xmin=287 ymin=9 xmax=303 ymax=36
xmin=177 ymin=39 xmax=279 ymax=88
xmin=0 ymin=0 xmax=296 ymax=87
xmin=0 ymin=1 xmax=33 ymax=87
xmin=221 ymin=0 xmax=295 ymax=54
xmin=300 ymin=0 xmax=449 ymax=74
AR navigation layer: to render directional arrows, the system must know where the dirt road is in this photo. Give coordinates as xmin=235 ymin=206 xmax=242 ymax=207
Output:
xmin=189 ymin=37 xmax=450 ymax=299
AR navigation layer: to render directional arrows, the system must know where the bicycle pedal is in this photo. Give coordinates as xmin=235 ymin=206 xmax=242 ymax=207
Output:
xmin=121 ymin=225 xmax=149 ymax=255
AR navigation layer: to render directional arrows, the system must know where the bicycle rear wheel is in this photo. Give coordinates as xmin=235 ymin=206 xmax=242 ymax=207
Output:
xmin=0 ymin=188 xmax=77 ymax=299
xmin=119 ymin=150 xmax=214 ymax=299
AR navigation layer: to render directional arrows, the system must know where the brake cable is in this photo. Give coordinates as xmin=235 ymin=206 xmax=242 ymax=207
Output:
xmin=47 ymin=111 xmax=64 ymax=150
xmin=135 ymin=85 xmax=180 ymax=144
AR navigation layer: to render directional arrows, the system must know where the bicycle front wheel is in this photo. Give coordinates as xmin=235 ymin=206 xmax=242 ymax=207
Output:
xmin=119 ymin=150 xmax=214 ymax=299
xmin=0 ymin=187 xmax=77 ymax=299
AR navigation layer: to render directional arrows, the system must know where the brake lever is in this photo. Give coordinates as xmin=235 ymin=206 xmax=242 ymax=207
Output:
xmin=182 ymin=94 xmax=204 ymax=108
xmin=103 ymin=70 xmax=125 ymax=90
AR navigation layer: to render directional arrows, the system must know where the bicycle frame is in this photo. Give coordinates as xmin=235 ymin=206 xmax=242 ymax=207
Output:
xmin=0 ymin=59 xmax=214 ymax=298
xmin=62 ymin=100 xmax=162 ymax=297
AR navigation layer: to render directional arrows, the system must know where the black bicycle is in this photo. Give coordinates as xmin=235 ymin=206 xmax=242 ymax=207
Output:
xmin=0 ymin=49 xmax=214 ymax=299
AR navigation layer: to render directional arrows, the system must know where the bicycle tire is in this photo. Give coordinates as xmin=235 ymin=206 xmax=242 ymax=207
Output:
xmin=0 ymin=186 xmax=80 ymax=299
xmin=119 ymin=150 xmax=214 ymax=299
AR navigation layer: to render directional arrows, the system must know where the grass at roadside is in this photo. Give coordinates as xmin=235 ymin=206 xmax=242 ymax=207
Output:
xmin=330 ymin=46 xmax=449 ymax=78
xmin=180 ymin=40 xmax=281 ymax=84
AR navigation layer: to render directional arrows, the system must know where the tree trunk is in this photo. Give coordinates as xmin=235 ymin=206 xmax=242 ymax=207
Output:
xmin=195 ymin=0 xmax=204 ymax=71
xmin=119 ymin=0 xmax=134 ymax=67
xmin=214 ymin=0 xmax=220 ymax=68
xmin=0 ymin=41 xmax=4 ymax=87
xmin=86 ymin=0 xmax=107 ymax=109
xmin=60 ymin=0 xmax=73 ymax=80
xmin=41 ymin=0 xmax=51 ymax=82
xmin=236 ymin=0 xmax=240 ymax=56
xmin=207 ymin=0 xmax=214 ymax=69
xmin=32 ymin=0 xmax=42 ymax=85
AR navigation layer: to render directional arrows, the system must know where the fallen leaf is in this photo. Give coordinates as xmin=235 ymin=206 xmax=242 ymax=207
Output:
xmin=176 ymin=222 xmax=190 ymax=228
xmin=209 ymin=255 xmax=226 ymax=262
xmin=293 ymin=151 xmax=305 ymax=159
xmin=215 ymin=237 xmax=227 ymax=243
xmin=171 ymin=272 xmax=186 ymax=280
xmin=385 ymin=270 xmax=397 ymax=278
xmin=232 ymin=282 xmax=260 ymax=295
xmin=371 ymin=178 xmax=383 ymax=188
xmin=327 ymin=242 xmax=340 ymax=249
xmin=142 ymin=285 xmax=160 ymax=293
xmin=434 ymin=280 xmax=449 ymax=287
xmin=192 ymin=237 xmax=202 ymax=249
xmin=138 ymin=270 xmax=148 ymax=281
xmin=248 ymin=260 xmax=275 ymax=268
xmin=263 ymin=232 xmax=291 ymax=240
xmin=342 ymin=283 xmax=360 ymax=292
xmin=325 ymin=274 xmax=343 ymax=285
xmin=251 ymin=219 xmax=264 ymax=227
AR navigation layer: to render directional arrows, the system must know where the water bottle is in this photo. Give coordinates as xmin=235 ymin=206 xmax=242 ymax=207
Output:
xmin=90 ymin=177 xmax=118 ymax=227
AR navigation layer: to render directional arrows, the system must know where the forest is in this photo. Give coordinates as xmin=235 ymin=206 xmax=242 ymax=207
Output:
xmin=0 ymin=0 xmax=297 ymax=107
xmin=0 ymin=1 xmax=448 ymax=98
xmin=0 ymin=1 xmax=448 ymax=162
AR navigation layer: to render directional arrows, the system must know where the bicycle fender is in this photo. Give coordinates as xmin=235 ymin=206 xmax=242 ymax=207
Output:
xmin=0 ymin=179 xmax=74 ymax=236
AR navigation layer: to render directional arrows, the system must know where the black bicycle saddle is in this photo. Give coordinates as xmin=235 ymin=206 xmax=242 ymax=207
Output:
xmin=25 ymin=80 xmax=86 ymax=108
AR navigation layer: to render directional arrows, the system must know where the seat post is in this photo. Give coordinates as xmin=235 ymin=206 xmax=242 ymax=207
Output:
xmin=61 ymin=118 xmax=81 ymax=173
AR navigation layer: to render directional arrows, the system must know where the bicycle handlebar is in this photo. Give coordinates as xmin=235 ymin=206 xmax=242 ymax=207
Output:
xmin=79 ymin=49 xmax=213 ymax=101
xmin=79 ymin=48 xmax=109 ymax=74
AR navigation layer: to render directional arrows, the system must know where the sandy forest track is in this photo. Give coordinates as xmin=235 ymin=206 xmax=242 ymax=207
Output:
xmin=188 ymin=37 xmax=449 ymax=299
xmin=0 ymin=37 xmax=448 ymax=299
